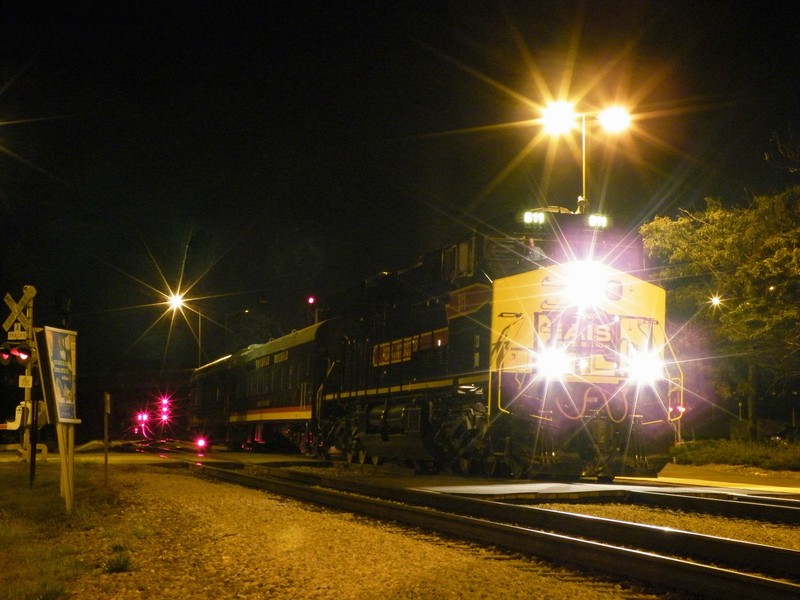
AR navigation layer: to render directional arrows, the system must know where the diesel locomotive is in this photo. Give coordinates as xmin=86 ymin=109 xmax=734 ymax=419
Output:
xmin=189 ymin=206 xmax=683 ymax=479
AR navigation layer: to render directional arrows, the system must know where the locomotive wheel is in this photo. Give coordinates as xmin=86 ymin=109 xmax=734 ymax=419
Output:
xmin=508 ymin=457 xmax=527 ymax=480
xmin=346 ymin=450 xmax=359 ymax=464
xmin=457 ymin=455 xmax=473 ymax=475
xmin=483 ymin=454 xmax=499 ymax=476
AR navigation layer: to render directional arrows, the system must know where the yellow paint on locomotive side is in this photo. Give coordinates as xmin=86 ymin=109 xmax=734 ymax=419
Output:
xmin=229 ymin=408 xmax=313 ymax=423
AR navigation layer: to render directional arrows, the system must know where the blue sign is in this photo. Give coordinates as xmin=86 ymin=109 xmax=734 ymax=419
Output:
xmin=44 ymin=327 xmax=79 ymax=423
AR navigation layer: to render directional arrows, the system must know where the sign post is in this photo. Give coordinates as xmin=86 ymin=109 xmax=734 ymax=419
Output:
xmin=43 ymin=326 xmax=80 ymax=513
xmin=103 ymin=392 xmax=111 ymax=486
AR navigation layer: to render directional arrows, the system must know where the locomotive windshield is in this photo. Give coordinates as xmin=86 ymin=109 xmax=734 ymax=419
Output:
xmin=482 ymin=236 xmax=547 ymax=278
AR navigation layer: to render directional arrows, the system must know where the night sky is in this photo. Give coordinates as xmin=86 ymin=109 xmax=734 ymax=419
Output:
xmin=0 ymin=1 xmax=797 ymax=373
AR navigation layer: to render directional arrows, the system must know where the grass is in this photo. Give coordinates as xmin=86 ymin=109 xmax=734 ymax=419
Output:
xmin=670 ymin=439 xmax=800 ymax=471
xmin=103 ymin=549 xmax=135 ymax=574
xmin=0 ymin=460 xmax=133 ymax=600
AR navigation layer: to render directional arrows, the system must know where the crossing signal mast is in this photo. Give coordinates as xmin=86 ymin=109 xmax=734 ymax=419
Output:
xmin=2 ymin=286 xmax=80 ymax=509
xmin=0 ymin=286 xmax=51 ymax=490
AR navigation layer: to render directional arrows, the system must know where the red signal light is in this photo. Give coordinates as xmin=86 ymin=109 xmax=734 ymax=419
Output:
xmin=14 ymin=346 xmax=31 ymax=363
xmin=0 ymin=344 xmax=31 ymax=367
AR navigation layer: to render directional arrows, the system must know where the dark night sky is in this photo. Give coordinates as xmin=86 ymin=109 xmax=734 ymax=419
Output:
xmin=0 ymin=1 xmax=797 ymax=373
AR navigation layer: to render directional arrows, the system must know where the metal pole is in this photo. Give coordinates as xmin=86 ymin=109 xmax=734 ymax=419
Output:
xmin=103 ymin=392 xmax=110 ymax=486
xmin=26 ymin=297 xmax=36 ymax=487
xmin=581 ymin=112 xmax=586 ymax=203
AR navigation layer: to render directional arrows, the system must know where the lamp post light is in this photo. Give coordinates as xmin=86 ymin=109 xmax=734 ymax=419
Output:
xmin=541 ymin=102 xmax=630 ymax=212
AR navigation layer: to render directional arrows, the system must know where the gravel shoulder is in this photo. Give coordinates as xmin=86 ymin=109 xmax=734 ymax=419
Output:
xmin=65 ymin=467 xmax=667 ymax=600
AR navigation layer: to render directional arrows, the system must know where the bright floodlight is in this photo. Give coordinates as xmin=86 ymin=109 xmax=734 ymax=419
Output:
xmin=562 ymin=261 xmax=610 ymax=308
xmin=169 ymin=293 xmax=184 ymax=310
xmin=542 ymin=101 xmax=577 ymax=135
xmin=598 ymin=107 xmax=631 ymax=133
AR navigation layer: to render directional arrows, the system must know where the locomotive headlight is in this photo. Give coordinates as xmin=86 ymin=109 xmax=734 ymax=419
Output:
xmin=562 ymin=261 xmax=611 ymax=308
xmin=626 ymin=349 xmax=664 ymax=385
xmin=536 ymin=346 xmax=573 ymax=379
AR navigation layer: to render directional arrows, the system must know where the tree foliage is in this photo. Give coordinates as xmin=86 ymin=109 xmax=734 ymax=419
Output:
xmin=641 ymin=186 xmax=800 ymax=383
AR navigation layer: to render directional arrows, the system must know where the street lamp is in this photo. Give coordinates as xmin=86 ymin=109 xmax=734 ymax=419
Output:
xmin=541 ymin=101 xmax=630 ymax=212
xmin=168 ymin=293 xmax=184 ymax=311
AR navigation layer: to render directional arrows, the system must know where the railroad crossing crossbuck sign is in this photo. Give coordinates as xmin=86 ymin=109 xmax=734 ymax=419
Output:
xmin=3 ymin=285 xmax=36 ymax=341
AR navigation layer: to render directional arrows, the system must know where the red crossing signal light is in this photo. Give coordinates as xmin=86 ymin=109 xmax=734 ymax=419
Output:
xmin=0 ymin=343 xmax=31 ymax=367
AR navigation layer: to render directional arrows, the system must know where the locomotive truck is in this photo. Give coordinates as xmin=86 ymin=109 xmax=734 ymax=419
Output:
xmin=189 ymin=206 xmax=683 ymax=480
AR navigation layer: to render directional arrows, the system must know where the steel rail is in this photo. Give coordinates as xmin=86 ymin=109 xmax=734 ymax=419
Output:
xmin=190 ymin=463 xmax=800 ymax=600
xmin=625 ymin=490 xmax=800 ymax=524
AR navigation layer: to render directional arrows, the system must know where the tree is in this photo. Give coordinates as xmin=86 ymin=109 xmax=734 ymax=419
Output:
xmin=765 ymin=132 xmax=800 ymax=174
xmin=640 ymin=186 xmax=800 ymax=438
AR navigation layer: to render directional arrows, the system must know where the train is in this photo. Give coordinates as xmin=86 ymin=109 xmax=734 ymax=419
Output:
xmin=189 ymin=205 xmax=684 ymax=480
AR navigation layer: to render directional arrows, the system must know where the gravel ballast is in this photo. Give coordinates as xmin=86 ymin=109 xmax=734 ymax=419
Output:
xmin=65 ymin=468 xmax=668 ymax=599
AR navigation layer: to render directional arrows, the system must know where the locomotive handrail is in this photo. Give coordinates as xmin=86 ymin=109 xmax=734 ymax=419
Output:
xmin=489 ymin=339 xmax=511 ymax=419
xmin=660 ymin=326 xmax=685 ymax=422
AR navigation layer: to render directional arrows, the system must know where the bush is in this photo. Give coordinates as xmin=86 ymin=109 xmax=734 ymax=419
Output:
xmin=670 ymin=439 xmax=800 ymax=471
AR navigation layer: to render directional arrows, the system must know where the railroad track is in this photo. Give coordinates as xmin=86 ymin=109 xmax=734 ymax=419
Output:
xmin=622 ymin=489 xmax=800 ymax=523
xmin=485 ymin=483 xmax=800 ymax=524
xmin=178 ymin=458 xmax=800 ymax=600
